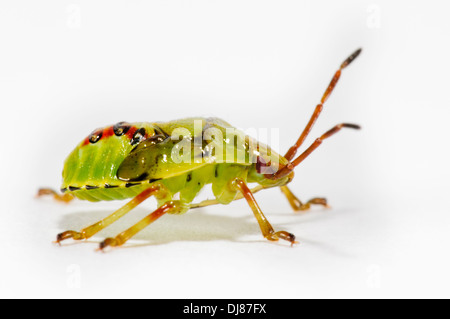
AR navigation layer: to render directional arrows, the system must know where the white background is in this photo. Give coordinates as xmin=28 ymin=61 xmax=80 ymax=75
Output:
xmin=1 ymin=0 xmax=449 ymax=298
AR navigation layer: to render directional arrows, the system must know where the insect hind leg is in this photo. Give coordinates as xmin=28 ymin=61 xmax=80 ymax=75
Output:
xmin=54 ymin=184 xmax=168 ymax=244
xmin=37 ymin=188 xmax=75 ymax=203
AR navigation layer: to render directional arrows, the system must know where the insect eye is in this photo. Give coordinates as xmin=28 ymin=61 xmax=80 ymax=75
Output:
xmin=88 ymin=128 xmax=103 ymax=143
xmin=113 ymin=121 xmax=131 ymax=136
xmin=131 ymin=128 xmax=146 ymax=145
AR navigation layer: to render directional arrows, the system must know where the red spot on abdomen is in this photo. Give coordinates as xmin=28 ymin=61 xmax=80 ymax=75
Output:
xmin=81 ymin=124 xmax=139 ymax=147
xmin=82 ymin=137 xmax=90 ymax=146
xmin=103 ymin=126 xmax=115 ymax=139
xmin=125 ymin=126 xmax=138 ymax=139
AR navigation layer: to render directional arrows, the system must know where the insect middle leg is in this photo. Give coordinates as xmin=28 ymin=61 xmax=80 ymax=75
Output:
xmin=98 ymin=200 xmax=188 ymax=250
xmin=280 ymin=185 xmax=329 ymax=212
xmin=233 ymin=178 xmax=297 ymax=245
xmin=55 ymin=184 xmax=168 ymax=244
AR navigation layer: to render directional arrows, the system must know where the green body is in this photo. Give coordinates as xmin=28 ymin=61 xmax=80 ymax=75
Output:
xmin=61 ymin=117 xmax=291 ymax=208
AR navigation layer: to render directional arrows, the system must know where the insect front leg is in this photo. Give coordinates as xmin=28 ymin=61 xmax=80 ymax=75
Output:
xmin=280 ymin=185 xmax=329 ymax=212
xmin=37 ymin=188 xmax=74 ymax=203
xmin=55 ymin=184 xmax=168 ymax=244
xmin=232 ymin=178 xmax=297 ymax=245
xmin=98 ymin=200 xmax=188 ymax=250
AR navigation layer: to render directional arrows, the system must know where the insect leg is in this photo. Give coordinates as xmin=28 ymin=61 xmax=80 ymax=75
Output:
xmin=233 ymin=178 xmax=297 ymax=245
xmin=55 ymin=184 xmax=168 ymax=244
xmin=267 ymin=123 xmax=361 ymax=180
xmin=98 ymin=200 xmax=188 ymax=250
xmin=280 ymin=185 xmax=329 ymax=212
xmin=37 ymin=188 xmax=74 ymax=203
xmin=284 ymin=48 xmax=362 ymax=162
xmin=189 ymin=185 xmax=264 ymax=209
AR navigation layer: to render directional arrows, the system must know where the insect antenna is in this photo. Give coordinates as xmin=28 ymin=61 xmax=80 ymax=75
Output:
xmin=264 ymin=48 xmax=362 ymax=181
xmin=283 ymin=48 xmax=362 ymax=162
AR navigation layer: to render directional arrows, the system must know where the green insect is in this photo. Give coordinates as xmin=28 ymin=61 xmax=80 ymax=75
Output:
xmin=38 ymin=49 xmax=362 ymax=250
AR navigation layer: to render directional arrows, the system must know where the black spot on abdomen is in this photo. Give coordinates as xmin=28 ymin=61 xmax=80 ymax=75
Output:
xmin=113 ymin=121 xmax=131 ymax=136
xmin=88 ymin=128 xmax=103 ymax=144
xmin=131 ymin=128 xmax=146 ymax=145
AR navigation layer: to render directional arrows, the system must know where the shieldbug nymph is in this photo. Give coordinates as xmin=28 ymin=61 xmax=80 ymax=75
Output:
xmin=38 ymin=48 xmax=362 ymax=250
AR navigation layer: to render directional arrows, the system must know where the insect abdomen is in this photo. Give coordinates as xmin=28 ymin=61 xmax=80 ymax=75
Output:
xmin=64 ymin=183 xmax=156 ymax=202
xmin=61 ymin=122 xmax=157 ymax=202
